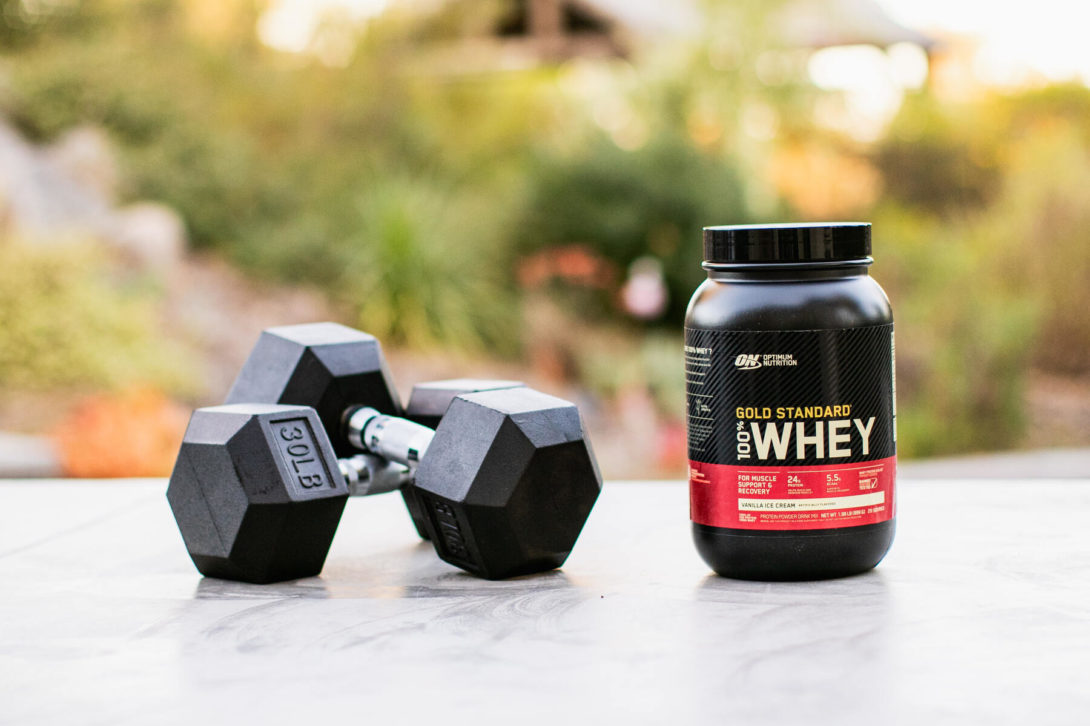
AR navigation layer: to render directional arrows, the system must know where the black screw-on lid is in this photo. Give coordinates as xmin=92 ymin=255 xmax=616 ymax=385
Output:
xmin=703 ymin=223 xmax=871 ymax=266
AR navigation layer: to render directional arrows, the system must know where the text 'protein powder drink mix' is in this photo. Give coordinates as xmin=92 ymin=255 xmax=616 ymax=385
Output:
xmin=684 ymin=223 xmax=896 ymax=580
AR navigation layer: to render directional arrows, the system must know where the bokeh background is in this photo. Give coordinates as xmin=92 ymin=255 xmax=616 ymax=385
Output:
xmin=1 ymin=0 xmax=1088 ymax=479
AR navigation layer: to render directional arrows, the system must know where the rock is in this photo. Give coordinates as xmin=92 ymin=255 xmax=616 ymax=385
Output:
xmin=46 ymin=125 xmax=120 ymax=203
xmin=0 ymin=119 xmax=112 ymax=240
xmin=110 ymin=202 xmax=186 ymax=269
xmin=0 ymin=118 xmax=187 ymax=269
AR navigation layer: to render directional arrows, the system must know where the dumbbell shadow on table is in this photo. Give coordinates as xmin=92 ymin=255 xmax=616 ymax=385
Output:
xmin=166 ymin=322 xmax=602 ymax=584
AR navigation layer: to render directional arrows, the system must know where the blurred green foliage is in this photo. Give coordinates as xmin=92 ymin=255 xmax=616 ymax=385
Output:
xmin=578 ymin=329 xmax=687 ymax=418
xmin=876 ymin=208 xmax=1036 ymax=457
xmin=875 ymin=93 xmax=1002 ymax=212
xmin=517 ymin=133 xmax=749 ymax=324
xmin=2 ymin=0 xmax=551 ymax=350
xmin=873 ymin=83 xmax=1090 ymax=454
xmin=342 ymin=174 xmax=520 ymax=349
xmin=987 ymin=123 xmax=1090 ymax=374
xmin=0 ymin=240 xmax=193 ymax=392
xmin=1 ymin=0 xmax=1088 ymax=458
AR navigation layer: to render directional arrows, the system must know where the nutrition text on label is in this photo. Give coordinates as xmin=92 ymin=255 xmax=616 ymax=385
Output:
xmin=684 ymin=346 xmax=714 ymax=453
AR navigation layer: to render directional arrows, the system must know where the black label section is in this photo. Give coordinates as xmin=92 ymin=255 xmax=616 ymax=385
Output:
xmin=685 ymin=325 xmax=895 ymax=467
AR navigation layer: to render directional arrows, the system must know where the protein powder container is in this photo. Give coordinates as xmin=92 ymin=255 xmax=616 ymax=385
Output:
xmin=685 ymin=223 xmax=895 ymax=580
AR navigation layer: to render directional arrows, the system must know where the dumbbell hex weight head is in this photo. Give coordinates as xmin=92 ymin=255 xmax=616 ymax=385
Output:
xmin=225 ymin=322 xmax=402 ymax=458
xmin=345 ymin=387 xmax=602 ymax=577
xmin=167 ymin=404 xmax=347 ymax=584
xmin=410 ymin=387 xmax=602 ymax=579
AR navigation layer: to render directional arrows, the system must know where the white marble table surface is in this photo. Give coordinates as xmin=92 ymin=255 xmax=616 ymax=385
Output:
xmin=0 ymin=478 xmax=1087 ymax=725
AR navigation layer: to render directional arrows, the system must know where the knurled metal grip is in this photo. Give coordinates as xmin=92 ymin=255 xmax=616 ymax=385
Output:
xmin=345 ymin=407 xmax=434 ymax=468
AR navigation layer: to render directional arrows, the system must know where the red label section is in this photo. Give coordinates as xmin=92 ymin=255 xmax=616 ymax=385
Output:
xmin=690 ymin=457 xmax=896 ymax=530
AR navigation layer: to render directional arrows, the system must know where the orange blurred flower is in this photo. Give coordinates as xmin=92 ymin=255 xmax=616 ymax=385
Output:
xmin=53 ymin=388 xmax=189 ymax=478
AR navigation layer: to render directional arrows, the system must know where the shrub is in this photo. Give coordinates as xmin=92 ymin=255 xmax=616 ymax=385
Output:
xmin=875 ymin=208 xmax=1036 ymax=457
xmin=0 ymin=239 xmax=193 ymax=392
xmin=985 ymin=124 xmax=1090 ymax=374
xmin=342 ymin=175 xmax=520 ymax=351
xmin=873 ymin=92 xmax=1002 ymax=214
xmin=516 ymin=133 xmax=749 ymax=325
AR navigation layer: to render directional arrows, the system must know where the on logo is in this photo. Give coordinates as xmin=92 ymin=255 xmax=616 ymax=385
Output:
xmin=734 ymin=354 xmax=761 ymax=370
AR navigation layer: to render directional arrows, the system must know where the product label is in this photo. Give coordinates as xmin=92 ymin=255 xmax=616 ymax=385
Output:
xmin=685 ymin=324 xmax=896 ymax=530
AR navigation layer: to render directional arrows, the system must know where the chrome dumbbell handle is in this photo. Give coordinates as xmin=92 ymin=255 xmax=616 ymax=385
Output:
xmin=344 ymin=407 xmax=434 ymax=470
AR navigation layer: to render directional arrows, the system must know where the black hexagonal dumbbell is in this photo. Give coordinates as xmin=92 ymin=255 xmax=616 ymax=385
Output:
xmin=168 ymin=388 xmax=602 ymax=581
